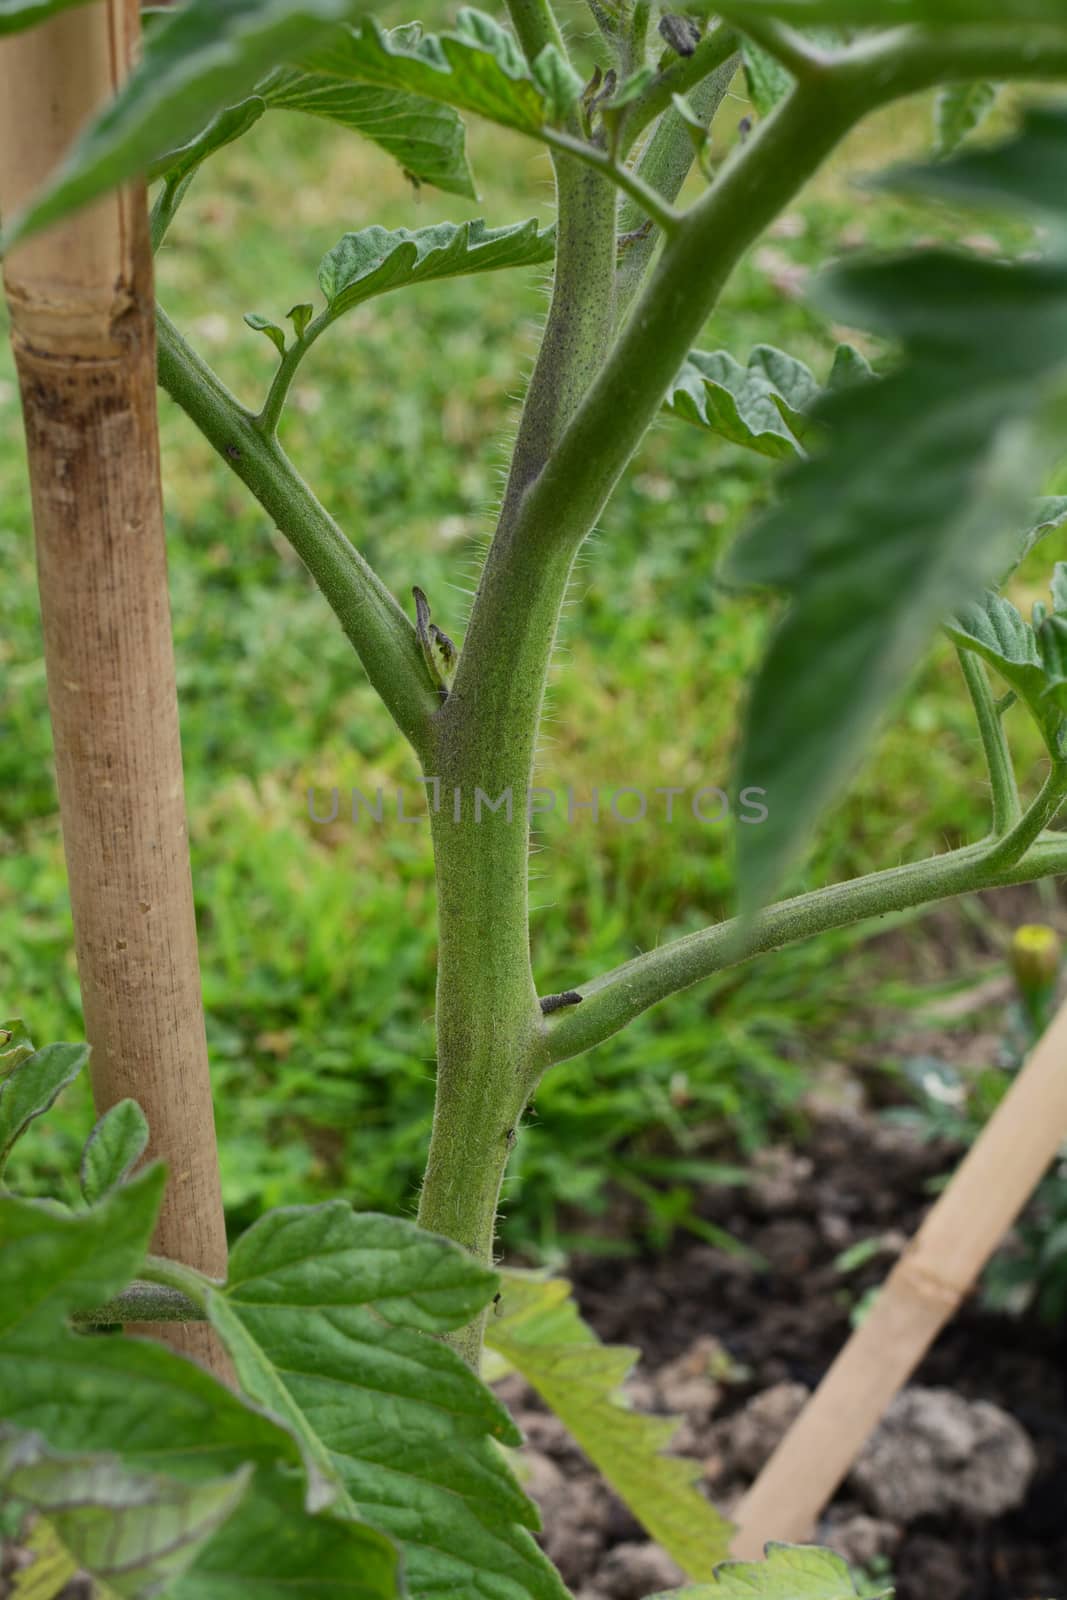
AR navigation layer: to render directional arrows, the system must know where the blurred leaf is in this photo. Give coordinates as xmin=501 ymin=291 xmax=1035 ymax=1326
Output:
xmin=652 ymin=1540 xmax=882 ymax=1596
xmin=9 ymin=1520 xmax=77 ymax=1600
xmin=318 ymin=216 xmax=555 ymax=323
xmin=724 ymin=109 xmax=1067 ymax=913
xmin=885 ymin=103 xmax=1067 ymax=221
xmin=1009 ymin=495 xmax=1067 ymax=570
xmin=0 ymin=1426 xmax=251 ymax=1600
xmin=148 ymin=95 xmax=268 ymax=190
xmin=717 ymin=0 xmax=1067 ymax=22
xmin=1 ymin=0 xmax=378 ymax=248
xmin=742 ymin=40 xmax=792 ymax=115
xmin=299 ymin=10 xmax=549 ymax=134
xmin=0 ymin=1020 xmax=35 ymax=1076
xmin=935 ymin=81 xmax=997 ymax=157
xmin=0 ymin=1178 xmax=401 ymax=1600
xmin=79 ymin=1099 xmax=149 ymax=1204
xmin=0 ymin=0 xmax=92 ymax=32
xmin=0 ymin=1042 xmax=87 ymax=1177
xmin=169 ymin=1473 xmax=401 ymax=1600
xmin=206 ymin=1204 xmax=568 ymax=1600
xmin=486 ymin=1272 xmax=733 ymax=1577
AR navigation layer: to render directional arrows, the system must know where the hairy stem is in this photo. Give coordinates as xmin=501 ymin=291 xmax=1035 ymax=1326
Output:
xmin=619 ymin=23 xmax=738 ymax=156
xmin=982 ymin=760 xmax=1067 ymax=872
xmin=156 ymin=309 xmax=439 ymax=757
xmin=72 ymin=1282 xmax=205 ymax=1326
xmin=956 ymin=646 xmax=1022 ymax=836
xmin=499 ymin=153 xmax=618 ymax=513
xmin=519 ymin=71 xmax=871 ymax=565
xmin=541 ymin=128 xmax=682 ymax=235
xmin=615 ymin=56 xmax=738 ymax=321
xmin=541 ymin=830 xmax=1067 ymax=1067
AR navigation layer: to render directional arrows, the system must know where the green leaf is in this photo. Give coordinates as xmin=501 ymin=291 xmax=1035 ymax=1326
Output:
xmin=486 ymin=1272 xmax=733 ymax=1578
xmin=0 ymin=1180 xmax=403 ymax=1600
xmin=255 ymin=67 xmax=475 ymax=196
xmin=602 ymin=63 xmax=657 ymax=112
xmin=531 ymin=44 xmax=586 ymax=124
xmin=946 ymin=590 xmax=1060 ymax=745
xmin=148 ymin=95 xmax=268 ymax=190
xmin=1051 ymin=560 xmax=1067 ymax=614
xmin=1 ymin=0 xmax=380 ymax=249
xmin=655 ymin=1539 xmax=882 ymax=1597
xmin=244 ymin=312 xmax=288 ymax=355
xmin=935 ymin=81 xmax=997 ymax=158
xmin=0 ymin=0 xmax=92 ymax=34
xmin=717 ymin=0 xmax=1067 ymax=22
xmin=742 ymin=40 xmax=793 ymax=116
xmin=79 ymin=1099 xmax=150 ymax=1205
xmin=665 ymin=343 xmax=866 ymax=458
xmin=0 ymin=1425 xmax=251 ymax=1599
xmin=1013 ymin=496 xmax=1067 ymax=568
xmin=666 ymin=349 xmax=807 ymax=457
xmin=0 ymin=1166 xmax=164 ymax=1333
xmin=0 ymin=1042 xmax=88 ymax=1177
xmin=0 ymin=1020 xmax=35 ymax=1076
xmin=9 ymin=1520 xmax=77 ymax=1600
xmin=169 ymin=1473 xmax=402 ymax=1600
xmin=299 ymin=11 xmax=549 ymax=135
xmin=205 ymin=1203 xmax=569 ymax=1600
xmin=723 ymin=109 xmax=1067 ymax=913
xmin=317 ymin=215 xmax=556 ymax=324
xmin=288 ymin=302 xmax=315 ymax=338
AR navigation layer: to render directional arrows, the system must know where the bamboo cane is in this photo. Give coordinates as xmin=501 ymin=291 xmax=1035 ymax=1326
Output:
xmin=731 ymin=985 xmax=1067 ymax=1557
xmin=0 ymin=0 xmax=229 ymax=1374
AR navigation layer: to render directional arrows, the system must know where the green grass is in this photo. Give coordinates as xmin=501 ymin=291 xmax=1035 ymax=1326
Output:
xmin=0 ymin=46 xmax=1057 ymax=1254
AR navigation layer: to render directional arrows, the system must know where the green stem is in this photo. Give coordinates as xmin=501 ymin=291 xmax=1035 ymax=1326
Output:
xmin=541 ymin=829 xmax=1067 ymax=1068
xmin=956 ymin=646 xmax=1022 ymax=836
xmin=499 ymin=153 xmax=618 ymax=512
xmin=619 ymin=24 xmax=738 ymax=154
xmin=540 ymin=128 xmax=682 ymax=235
xmin=141 ymin=1253 xmax=215 ymax=1306
xmin=519 ymin=71 xmax=872 ymax=564
xmin=416 ymin=133 xmax=618 ymax=1351
xmin=254 ymin=315 xmax=329 ymax=438
xmin=728 ymin=14 xmax=827 ymax=75
xmin=504 ymin=0 xmax=569 ymax=64
xmin=72 ymin=1282 xmax=205 ymax=1326
xmin=982 ymin=760 xmax=1067 ymax=873
xmin=155 ymin=309 xmax=439 ymax=758
xmin=615 ymin=56 xmax=738 ymax=321
xmin=860 ymin=23 xmax=1067 ymax=89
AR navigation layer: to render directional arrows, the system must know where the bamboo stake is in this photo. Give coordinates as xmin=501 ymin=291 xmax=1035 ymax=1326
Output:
xmin=0 ymin=0 xmax=229 ymax=1374
xmin=731 ymin=988 xmax=1067 ymax=1557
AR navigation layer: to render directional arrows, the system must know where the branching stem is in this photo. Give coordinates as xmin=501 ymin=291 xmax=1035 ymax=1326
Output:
xmin=156 ymin=309 xmax=439 ymax=758
xmin=540 ymin=829 xmax=1067 ymax=1069
xmin=727 ymin=14 xmax=827 ymax=77
xmin=540 ymin=127 xmax=682 ymax=234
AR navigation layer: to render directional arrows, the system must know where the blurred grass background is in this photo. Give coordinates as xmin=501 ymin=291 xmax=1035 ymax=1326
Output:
xmin=1 ymin=11 xmax=1060 ymax=1254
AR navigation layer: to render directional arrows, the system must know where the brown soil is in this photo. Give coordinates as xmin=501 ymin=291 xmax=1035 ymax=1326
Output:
xmin=513 ymin=1104 xmax=1067 ymax=1599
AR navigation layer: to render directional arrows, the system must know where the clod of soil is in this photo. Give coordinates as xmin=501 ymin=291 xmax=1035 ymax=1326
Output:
xmin=521 ymin=1105 xmax=1067 ymax=1599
